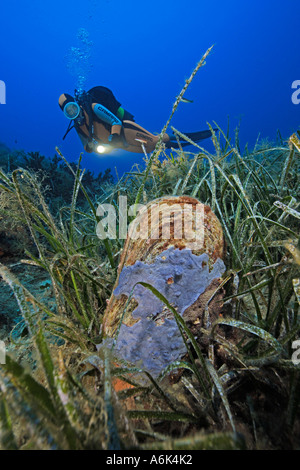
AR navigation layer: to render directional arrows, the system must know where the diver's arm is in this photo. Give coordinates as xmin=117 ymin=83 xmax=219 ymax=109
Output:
xmin=92 ymin=102 xmax=123 ymax=145
xmin=92 ymin=103 xmax=122 ymax=131
xmin=111 ymin=123 xmax=122 ymax=135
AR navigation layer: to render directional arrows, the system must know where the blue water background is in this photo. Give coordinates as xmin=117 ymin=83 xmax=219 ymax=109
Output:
xmin=0 ymin=0 xmax=299 ymax=178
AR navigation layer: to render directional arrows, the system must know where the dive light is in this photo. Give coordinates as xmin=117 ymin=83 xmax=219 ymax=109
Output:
xmin=95 ymin=143 xmax=113 ymax=155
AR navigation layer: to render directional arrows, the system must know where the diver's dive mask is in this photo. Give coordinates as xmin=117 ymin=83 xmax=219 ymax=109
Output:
xmin=63 ymin=101 xmax=85 ymax=126
xmin=64 ymin=101 xmax=81 ymax=120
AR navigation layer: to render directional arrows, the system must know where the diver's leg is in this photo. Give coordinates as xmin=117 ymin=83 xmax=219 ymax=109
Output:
xmin=122 ymin=120 xmax=170 ymax=152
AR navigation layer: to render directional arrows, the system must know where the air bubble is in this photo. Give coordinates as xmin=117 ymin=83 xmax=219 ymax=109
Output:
xmin=66 ymin=28 xmax=93 ymax=91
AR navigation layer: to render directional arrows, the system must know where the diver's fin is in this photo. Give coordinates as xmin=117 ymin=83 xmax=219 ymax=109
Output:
xmin=166 ymin=128 xmax=218 ymax=148
xmin=182 ymin=129 xmax=218 ymax=142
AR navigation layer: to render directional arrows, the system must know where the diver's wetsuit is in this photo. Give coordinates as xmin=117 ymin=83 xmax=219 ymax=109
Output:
xmin=59 ymin=87 xmax=216 ymax=153
xmin=73 ymin=86 xmax=135 ymax=150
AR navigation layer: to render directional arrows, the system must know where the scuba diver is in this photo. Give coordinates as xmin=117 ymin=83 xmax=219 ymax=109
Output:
xmin=59 ymin=86 xmax=215 ymax=155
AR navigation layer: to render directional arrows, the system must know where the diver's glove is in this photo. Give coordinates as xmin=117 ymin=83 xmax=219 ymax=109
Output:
xmin=108 ymin=133 xmax=123 ymax=146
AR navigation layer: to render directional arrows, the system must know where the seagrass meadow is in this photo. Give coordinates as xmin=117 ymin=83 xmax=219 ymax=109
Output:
xmin=0 ymin=56 xmax=300 ymax=450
